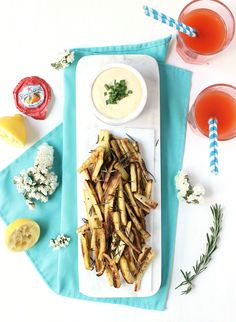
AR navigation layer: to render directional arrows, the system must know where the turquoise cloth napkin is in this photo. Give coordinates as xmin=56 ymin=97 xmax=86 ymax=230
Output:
xmin=0 ymin=36 xmax=192 ymax=310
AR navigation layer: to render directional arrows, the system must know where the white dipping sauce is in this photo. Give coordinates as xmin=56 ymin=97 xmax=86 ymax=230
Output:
xmin=91 ymin=67 xmax=143 ymax=119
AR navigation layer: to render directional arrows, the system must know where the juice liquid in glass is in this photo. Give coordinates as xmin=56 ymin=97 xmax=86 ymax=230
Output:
xmin=189 ymin=85 xmax=236 ymax=141
xmin=180 ymin=9 xmax=226 ymax=54
xmin=176 ymin=0 xmax=235 ymax=64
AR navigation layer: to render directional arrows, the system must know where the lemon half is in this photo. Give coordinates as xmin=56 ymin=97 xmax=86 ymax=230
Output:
xmin=0 ymin=114 xmax=26 ymax=147
xmin=5 ymin=218 xmax=40 ymax=252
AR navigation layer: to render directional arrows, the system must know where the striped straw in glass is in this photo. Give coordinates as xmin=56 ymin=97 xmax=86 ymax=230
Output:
xmin=209 ymin=118 xmax=219 ymax=175
xmin=143 ymin=5 xmax=197 ymax=37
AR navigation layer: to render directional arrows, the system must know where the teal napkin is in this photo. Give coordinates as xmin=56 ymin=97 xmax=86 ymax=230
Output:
xmin=0 ymin=36 xmax=192 ymax=310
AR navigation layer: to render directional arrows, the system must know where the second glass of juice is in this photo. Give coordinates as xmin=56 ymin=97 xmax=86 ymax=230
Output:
xmin=188 ymin=84 xmax=236 ymax=141
xmin=176 ymin=0 xmax=235 ymax=64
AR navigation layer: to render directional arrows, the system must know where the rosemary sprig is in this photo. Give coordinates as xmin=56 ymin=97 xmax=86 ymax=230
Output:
xmin=176 ymin=204 xmax=223 ymax=295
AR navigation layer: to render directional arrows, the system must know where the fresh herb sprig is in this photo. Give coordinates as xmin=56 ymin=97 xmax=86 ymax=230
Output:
xmin=176 ymin=204 xmax=223 ymax=295
xmin=104 ymin=79 xmax=133 ymax=105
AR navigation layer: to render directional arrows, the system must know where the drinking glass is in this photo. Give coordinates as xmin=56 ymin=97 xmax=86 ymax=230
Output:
xmin=176 ymin=0 xmax=235 ymax=64
xmin=188 ymin=84 xmax=236 ymax=140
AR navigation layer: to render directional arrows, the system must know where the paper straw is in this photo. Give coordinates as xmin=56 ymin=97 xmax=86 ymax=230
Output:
xmin=209 ymin=118 xmax=219 ymax=175
xmin=143 ymin=5 xmax=197 ymax=37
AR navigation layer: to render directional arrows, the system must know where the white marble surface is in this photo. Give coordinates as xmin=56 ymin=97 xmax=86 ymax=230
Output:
xmin=0 ymin=1 xmax=236 ymax=322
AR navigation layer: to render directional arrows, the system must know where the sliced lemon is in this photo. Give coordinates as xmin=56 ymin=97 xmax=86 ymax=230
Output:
xmin=0 ymin=114 xmax=26 ymax=147
xmin=5 ymin=218 xmax=40 ymax=252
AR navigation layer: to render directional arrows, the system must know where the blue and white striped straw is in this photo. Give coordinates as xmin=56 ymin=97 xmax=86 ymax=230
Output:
xmin=209 ymin=118 xmax=219 ymax=175
xmin=143 ymin=5 xmax=197 ymax=37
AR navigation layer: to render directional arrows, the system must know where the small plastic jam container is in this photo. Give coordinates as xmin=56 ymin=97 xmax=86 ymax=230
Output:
xmin=13 ymin=76 xmax=51 ymax=120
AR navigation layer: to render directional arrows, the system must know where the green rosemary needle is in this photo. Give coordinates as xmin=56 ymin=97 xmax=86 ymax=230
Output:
xmin=176 ymin=203 xmax=223 ymax=295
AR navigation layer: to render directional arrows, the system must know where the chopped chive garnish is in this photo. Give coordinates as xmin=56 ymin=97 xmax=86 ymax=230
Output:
xmin=104 ymin=79 xmax=133 ymax=105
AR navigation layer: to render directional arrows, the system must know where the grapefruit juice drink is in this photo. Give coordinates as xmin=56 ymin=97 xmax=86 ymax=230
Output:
xmin=176 ymin=0 xmax=235 ymax=64
xmin=188 ymin=85 xmax=236 ymax=141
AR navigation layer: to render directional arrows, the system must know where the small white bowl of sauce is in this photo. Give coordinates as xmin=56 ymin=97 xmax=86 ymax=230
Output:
xmin=90 ymin=63 xmax=147 ymax=125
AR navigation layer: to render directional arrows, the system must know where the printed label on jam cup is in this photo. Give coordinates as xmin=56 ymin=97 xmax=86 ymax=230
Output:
xmin=13 ymin=76 xmax=51 ymax=120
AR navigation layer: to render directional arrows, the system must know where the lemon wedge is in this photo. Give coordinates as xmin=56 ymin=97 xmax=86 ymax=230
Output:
xmin=0 ymin=114 xmax=26 ymax=147
xmin=5 ymin=218 xmax=40 ymax=252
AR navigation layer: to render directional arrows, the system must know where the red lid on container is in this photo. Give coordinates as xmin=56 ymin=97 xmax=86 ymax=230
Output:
xmin=13 ymin=76 xmax=51 ymax=120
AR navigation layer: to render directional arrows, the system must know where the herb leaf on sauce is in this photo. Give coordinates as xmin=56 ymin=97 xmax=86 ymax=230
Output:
xmin=104 ymin=79 xmax=133 ymax=105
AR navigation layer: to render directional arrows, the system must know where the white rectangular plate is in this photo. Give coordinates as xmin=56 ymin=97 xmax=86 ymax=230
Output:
xmin=76 ymin=55 xmax=161 ymax=298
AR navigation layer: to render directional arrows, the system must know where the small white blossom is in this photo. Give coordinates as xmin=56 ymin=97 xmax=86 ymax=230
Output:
xmin=193 ymin=185 xmax=205 ymax=196
xmin=13 ymin=143 xmax=59 ymax=210
xmin=175 ymin=170 xmax=205 ymax=205
xmin=34 ymin=143 xmax=54 ymax=168
xmin=51 ymin=49 xmax=75 ymax=70
xmin=49 ymin=235 xmax=70 ymax=250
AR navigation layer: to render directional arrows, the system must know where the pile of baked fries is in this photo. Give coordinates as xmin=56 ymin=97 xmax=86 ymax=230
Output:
xmin=77 ymin=129 xmax=158 ymax=291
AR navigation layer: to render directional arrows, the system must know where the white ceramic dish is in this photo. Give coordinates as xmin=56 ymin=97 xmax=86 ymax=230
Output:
xmin=90 ymin=63 xmax=147 ymax=125
xmin=76 ymin=54 xmax=161 ymax=298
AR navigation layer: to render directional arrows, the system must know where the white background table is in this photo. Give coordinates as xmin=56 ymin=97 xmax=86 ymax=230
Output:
xmin=0 ymin=1 xmax=236 ymax=321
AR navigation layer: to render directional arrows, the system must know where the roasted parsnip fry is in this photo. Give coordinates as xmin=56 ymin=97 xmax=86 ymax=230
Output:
xmin=119 ymin=256 xmax=135 ymax=284
xmin=92 ymin=148 xmax=105 ymax=181
xmin=102 ymin=160 xmax=116 ymax=190
xmin=95 ymin=181 xmax=103 ymax=203
xmin=110 ymin=139 xmax=122 ymax=159
xmin=126 ymin=203 xmax=150 ymax=240
xmin=84 ymin=190 xmax=102 ymax=229
xmin=134 ymin=193 xmax=158 ymax=209
xmin=97 ymin=228 xmax=106 ymax=261
xmin=113 ymin=221 xmax=132 ymax=263
xmin=91 ymin=229 xmax=105 ymax=274
xmin=130 ymin=163 xmax=137 ymax=192
xmin=136 ymin=200 xmax=150 ymax=214
xmin=104 ymin=172 xmax=121 ymax=200
xmin=80 ymin=232 xmax=93 ymax=270
xmin=78 ymin=147 xmax=102 ymax=173
xmin=118 ymin=181 xmax=127 ymax=226
xmin=113 ymin=212 xmax=141 ymax=254
xmin=98 ymin=129 xmax=110 ymax=152
xmin=105 ymin=267 xmax=114 ymax=286
xmin=114 ymin=162 xmax=129 ymax=181
xmin=145 ymin=179 xmax=153 ymax=199
xmin=136 ymin=163 xmax=142 ymax=194
xmin=139 ymin=158 xmax=149 ymax=181
xmin=116 ymin=139 xmax=126 ymax=156
xmin=132 ymin=227 xmax=143 ymax=253
xmin=82 ymin=169 xmax=91 ymax=181
xmin=120 ymin=139 xmax=130 ymax=156
xmin=123 ymin=233 xmax=139 ymax=276
xmin=124 ymin=183 xmax=141 ymax=218
xmin=84 ymin=180 xmax=103 ymax=221
xmin=134 ymin=248 xmax=155 ymax=292
xmin=138 ymin=246 xmax=152 ymax=264
xmin=132 ymin=141 xmax=140 ymax=153
xmin=103 ymin=254 xmax=121 ymax=288
xmin=76 ymin=223 xmax=90 ymax=234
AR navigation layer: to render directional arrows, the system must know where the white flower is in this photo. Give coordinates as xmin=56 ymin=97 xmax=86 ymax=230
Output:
xmin=49 ymin=235 xmax=70 ymax=250
xmin=14 ymin=143 xmax=59 ymax=209
xmin=51 ymin=49 xmax=75 ymax=70
xmin=193 ymin=185 xmax=205 ymax=196
xmin=175 ymin=170 xmax=188 ymax=190
xmin=175 ymin=169 xmax=205 ymax=205
xmin=66 ymin=51 xmax=74 ymax=63
xmin=34 ymin=143 xmax=54 ymax=169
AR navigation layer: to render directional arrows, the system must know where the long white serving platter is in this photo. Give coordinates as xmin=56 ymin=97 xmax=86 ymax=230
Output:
xmin=76 ymin=55 xmax=161 ymax=297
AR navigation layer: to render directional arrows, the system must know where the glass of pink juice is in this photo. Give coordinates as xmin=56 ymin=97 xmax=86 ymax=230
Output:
xmin=176 ymin=0 xmax=235 ymax=64
xmin=188 ymin=84 xmax=236 ymax=141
